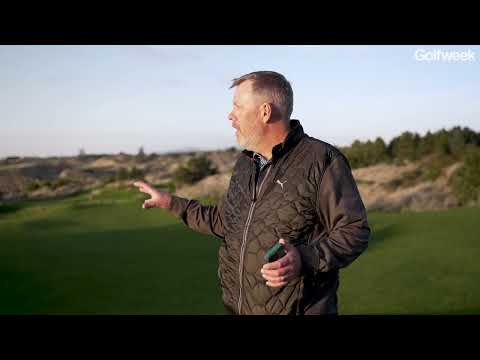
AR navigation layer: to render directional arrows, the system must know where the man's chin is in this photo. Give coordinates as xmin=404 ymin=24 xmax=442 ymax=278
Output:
xmin=236 ymin=134 xmax=258 ymax=152
xmin=236 ymin=137 xmax=248 ymax=150
xmin=236 ymin=135 xmax=245 ymax=148
xmin=238 ymin=142 xmax=254 ymax=152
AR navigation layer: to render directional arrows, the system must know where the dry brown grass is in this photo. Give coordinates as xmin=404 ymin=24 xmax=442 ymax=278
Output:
xmin=355 ymin=161 xmax=461 ymax=212
xmin=175 ymin=172 xmax=232 ymax=200
xmin=0 ymin=149 xmax=464 ymax=212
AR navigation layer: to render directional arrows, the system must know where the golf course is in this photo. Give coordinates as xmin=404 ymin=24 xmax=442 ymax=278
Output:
xmin=1 ymin=186 xmax=479 ymax=315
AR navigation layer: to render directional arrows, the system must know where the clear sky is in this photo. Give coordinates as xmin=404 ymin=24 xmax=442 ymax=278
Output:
xmin=1 ymin=45 xmax=479 ymax=158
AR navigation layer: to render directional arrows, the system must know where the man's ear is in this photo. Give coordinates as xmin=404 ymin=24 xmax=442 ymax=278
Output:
xmin=259 ymin=102 xmax=272 ymax=124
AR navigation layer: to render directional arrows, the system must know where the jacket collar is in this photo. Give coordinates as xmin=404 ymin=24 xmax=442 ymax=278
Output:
xmin=242 ymin=119 xmax=305 ymax=163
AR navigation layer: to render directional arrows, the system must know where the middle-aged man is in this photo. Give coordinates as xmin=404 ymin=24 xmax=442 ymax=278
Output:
xmin=133 ymin=71 xmax=370 ymax=315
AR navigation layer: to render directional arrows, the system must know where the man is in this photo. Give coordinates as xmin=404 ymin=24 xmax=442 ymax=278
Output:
xmin=133 ymin=71 xmax=370 ymax=315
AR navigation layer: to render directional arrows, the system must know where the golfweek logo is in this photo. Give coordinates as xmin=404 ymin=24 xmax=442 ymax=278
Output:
xmin=414 ymin=48 xmax=476 ymax=62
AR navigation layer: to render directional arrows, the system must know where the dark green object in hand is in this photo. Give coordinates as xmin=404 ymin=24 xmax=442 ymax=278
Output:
xmin=264 ymin=242 xmax=286 ymax=263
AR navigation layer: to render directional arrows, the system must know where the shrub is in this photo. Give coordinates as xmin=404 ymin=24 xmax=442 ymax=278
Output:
xmin=102 ymin=175 xmax=116 ymax=184
xmin=50 ymin=178 xmax=69 ymax=190
xmin=449 ymin=146 xmax=480 ymax=205
xmin=384 ymin=168 xmax=423 ymax=191
xmin=129 ymin=166 xmax=144 ymax=179
xmin=26 ymin=180 xmax=42 ymax=192
xmin=420 ymin=154 xmax=456 ymax=182
xmin=173 ymin=154 xmax=218 ymax=185
xmin=116 ymin=167 xmax=129 ymax=181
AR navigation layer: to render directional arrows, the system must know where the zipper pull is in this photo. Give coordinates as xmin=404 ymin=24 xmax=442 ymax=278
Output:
xmin=252 ymin=163 xmax=258 ymax=202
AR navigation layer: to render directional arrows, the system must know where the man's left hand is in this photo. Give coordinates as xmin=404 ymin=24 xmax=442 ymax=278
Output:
xmin=261 ymin=238 xmax=302 ymax=288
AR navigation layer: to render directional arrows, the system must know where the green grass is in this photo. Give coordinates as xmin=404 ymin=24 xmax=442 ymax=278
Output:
xmin=1 ymin=188 xmax=479 ymax=314
xmin=0 ymin=188 xmax=223 ymax=314
xmin=339 ymin=207 xmax=480 ymax=314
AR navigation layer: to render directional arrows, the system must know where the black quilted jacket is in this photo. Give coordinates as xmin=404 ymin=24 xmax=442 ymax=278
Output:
xmin=169 ymin=120 xmax=370 ymax=315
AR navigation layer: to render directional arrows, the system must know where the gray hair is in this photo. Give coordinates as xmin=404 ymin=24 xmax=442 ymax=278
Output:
xmin=230 ymin=71 xmax=293 ymax=121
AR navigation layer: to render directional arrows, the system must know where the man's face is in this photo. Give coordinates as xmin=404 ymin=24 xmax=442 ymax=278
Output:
xmin=228 ymin=80 xmax=265 ymax=151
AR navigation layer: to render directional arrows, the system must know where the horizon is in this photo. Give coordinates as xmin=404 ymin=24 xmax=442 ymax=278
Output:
xmin=2 ymin=122 xmax=478 ymax=160
xmin=1 ymin=45 xmax=479 ymax=158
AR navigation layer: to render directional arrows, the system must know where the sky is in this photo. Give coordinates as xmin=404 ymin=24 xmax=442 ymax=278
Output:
xmin=1 ymin=45 xmax=479 ymax=158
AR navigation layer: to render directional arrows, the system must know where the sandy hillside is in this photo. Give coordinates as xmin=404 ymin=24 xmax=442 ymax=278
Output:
xmin=173 ymin=160 xmax=463 ymax=212
xmin=0 ymin=148 xmax=465 ymax=212
xmin=353 ymin=162 xmax=461 ymax=212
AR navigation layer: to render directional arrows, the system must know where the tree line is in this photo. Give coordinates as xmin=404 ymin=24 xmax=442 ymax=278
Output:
xmin=340 ymin=126 xmax=480 ymax=206
xmin=340 ymin=126 xmax=480 ymax=169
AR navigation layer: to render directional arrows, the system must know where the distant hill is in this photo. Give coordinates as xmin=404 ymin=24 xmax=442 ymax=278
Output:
xmin=1 ymin=127 xmax=479 ymax=211
xmin=0 ymin=149 xmax=239 ymax=202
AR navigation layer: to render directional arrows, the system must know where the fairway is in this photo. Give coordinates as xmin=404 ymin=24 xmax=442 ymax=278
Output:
xmin=1 ymin=187 xmax=479 ymax=314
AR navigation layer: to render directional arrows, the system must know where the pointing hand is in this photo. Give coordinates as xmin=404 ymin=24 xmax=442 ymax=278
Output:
xmin=133 ymin=181 xmax=172 ymax=210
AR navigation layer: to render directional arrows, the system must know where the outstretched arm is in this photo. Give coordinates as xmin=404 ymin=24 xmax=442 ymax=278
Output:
xmin=133 ymin=181 xmax=225 ymax=240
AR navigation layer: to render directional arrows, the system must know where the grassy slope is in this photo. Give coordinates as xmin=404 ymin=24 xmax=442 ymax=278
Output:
xmin=1 ymin=188 xmax=479 ymax=314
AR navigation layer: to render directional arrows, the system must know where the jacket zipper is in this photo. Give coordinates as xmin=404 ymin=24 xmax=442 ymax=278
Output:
xmin=237 ymin=165 xmax=272 ymax=315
